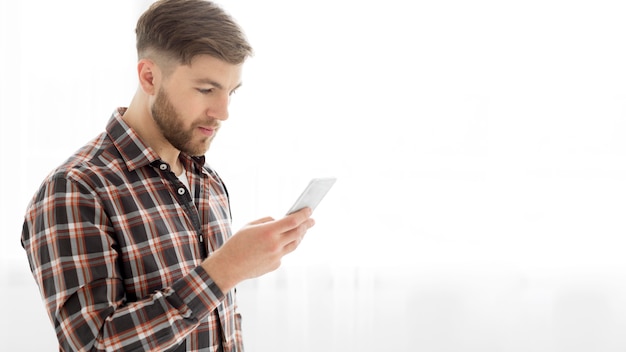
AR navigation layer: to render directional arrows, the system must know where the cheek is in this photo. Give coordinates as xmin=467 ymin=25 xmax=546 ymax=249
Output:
xmin=169 ymin=94 xmax=196 ymax=118
xmin=167 ymin=88 xmax=210 ymax=122
xmin=177 ymin=93 xmax=204 ymax=112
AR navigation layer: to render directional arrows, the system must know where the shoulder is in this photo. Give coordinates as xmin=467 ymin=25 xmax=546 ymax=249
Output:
xmin=36 ymin=132 xmax=125 ymax=196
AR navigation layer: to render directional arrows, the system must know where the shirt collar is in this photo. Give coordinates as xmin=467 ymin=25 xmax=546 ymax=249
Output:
xmin=106 ymin=108 xmax=207 ymax=172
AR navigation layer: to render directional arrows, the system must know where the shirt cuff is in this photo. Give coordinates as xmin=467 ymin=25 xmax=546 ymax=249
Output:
xmin=169 ymin=265 xmax=225 ymax=321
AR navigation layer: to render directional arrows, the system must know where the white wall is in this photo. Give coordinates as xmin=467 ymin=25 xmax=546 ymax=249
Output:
xmin=2 ymin=0 xmax=626 ymax=351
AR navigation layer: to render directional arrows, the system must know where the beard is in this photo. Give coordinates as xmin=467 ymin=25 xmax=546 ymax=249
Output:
xmin=151 ymin=87 xmax=216 ymax=157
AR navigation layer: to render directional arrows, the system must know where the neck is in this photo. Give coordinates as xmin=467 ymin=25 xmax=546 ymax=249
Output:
xmin=122 ymin=89 xmax=183 ymax=173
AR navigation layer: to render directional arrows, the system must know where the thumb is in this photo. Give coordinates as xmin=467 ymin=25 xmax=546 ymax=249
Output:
xmin=248 ymin=216 xmax=275 ymax=226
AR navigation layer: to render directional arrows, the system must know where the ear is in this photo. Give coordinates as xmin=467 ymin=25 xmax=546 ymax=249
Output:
xmin=137 ymin=58 xmax=159 ymax=95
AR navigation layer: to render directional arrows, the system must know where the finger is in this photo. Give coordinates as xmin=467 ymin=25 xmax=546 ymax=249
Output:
xmin=283 ymin=238 xmax=301 ymax=255
xmin=282 ymin=227 xmax=308 ymax=254
xmin=271 ymin=207 xmax=313 ymax=233
xmin=280 ymin=218 xmax=315 ymax=246
xmin=283 ymin=218 xmax=315 ymax=251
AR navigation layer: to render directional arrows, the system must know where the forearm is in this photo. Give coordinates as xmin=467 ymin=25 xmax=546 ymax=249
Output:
xmin=53 ymin=265 xmax=225 ymax=351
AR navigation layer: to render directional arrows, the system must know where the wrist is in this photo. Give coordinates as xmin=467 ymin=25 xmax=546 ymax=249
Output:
xmin=201 ymin=250 xmax=239 ymax=293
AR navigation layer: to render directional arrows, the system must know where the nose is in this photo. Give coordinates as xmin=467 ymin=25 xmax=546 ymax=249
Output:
xmin=210 ymin=94 xmax=230 ymax=121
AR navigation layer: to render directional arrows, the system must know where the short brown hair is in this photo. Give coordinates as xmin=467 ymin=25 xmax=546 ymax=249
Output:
xmin=136 ymin=0 xmax=253 ymax=65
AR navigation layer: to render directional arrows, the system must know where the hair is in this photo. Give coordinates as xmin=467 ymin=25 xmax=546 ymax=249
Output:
xmin=135 ymin=0 xmax=253 ymax=67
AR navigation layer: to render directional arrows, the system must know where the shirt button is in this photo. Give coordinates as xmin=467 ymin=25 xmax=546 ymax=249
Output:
xmin=178 ymin=188 xmax=186 ymax=195
xmin=159 ymin=164 xmax=168 ymax=171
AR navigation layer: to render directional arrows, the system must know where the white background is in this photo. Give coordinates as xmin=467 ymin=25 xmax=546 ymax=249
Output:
xmin=2 ymin=0 xmax=626 ymax=351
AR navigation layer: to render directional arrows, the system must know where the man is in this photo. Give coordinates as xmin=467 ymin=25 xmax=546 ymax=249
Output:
xmin=20 ymin=1 xmax=315 ymax=351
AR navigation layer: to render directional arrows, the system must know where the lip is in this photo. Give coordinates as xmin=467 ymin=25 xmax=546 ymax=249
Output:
xmin=198 ymin=126 xmax=216 ymax=137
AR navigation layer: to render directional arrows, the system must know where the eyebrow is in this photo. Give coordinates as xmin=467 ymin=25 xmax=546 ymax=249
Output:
xmin=194 ymin=78 xmax=242 ymax=92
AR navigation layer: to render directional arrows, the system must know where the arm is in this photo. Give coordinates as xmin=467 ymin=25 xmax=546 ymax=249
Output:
xmin=22 ymin=175 xmax=224 ymax=352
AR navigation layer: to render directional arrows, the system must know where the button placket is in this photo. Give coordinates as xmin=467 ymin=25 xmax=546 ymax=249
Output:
xmin=156 ymin=160 xmax=207 ymax=259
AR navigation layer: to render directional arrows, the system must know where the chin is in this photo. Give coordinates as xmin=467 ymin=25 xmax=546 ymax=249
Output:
xmin=188 ymin=144 xmax=212 ymax=157
xmin=180 ymin=137 xmax=214 ymax=156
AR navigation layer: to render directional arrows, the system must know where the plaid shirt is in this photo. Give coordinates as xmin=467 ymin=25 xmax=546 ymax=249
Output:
xmin=21 ymin=108 xmax=243 ymax=352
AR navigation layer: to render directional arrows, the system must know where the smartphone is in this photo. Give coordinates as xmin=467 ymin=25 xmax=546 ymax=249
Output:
xmin=286 ymin=177 xmax=337 ymax=215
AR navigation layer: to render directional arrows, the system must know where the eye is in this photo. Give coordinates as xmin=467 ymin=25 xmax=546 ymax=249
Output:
xmin=229 ymin=89 xmax=238 ymax=97
xmin=197 ymin=88 xmax=214 ymax=94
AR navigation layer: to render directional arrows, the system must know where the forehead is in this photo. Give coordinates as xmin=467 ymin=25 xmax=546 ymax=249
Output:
xmin=172 ymin=55 xmax=243 ymax=87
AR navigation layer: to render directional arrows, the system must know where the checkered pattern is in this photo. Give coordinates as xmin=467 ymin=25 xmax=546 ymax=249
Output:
xmin=21 ymin=108 xmax=243 ymax=351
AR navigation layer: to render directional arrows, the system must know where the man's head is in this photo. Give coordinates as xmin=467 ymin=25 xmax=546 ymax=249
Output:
xmin=133 ymin=0 xmax=252 ymax=157
xmin=136 ymin=0 xmax=253 ymax=68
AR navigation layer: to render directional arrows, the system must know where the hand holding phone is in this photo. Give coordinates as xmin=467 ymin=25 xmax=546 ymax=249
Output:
xmin=286 ymin=177 xmax=337 ymax=215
